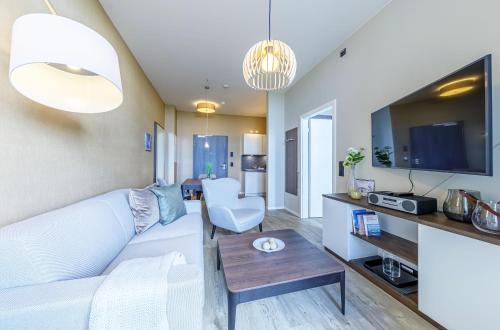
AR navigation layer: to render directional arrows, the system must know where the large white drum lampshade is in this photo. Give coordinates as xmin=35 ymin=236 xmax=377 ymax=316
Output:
xmin=9 ymin=14 xmax=123 ymax=113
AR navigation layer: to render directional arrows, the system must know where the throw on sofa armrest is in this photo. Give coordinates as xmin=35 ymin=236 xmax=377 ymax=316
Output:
xmin=184 ymin=200 xmax=202 ymax=214
xmin=165 ymin=264 xmax=204 ymax=330
xmin=235 ymin=196 xmax=265 ymax=211
xmin=0 ymin=276 xmax=105 ymax=330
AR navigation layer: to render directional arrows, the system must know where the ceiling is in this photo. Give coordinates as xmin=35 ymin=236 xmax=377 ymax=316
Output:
xmin=99 ymin=0 xmax=391 ymax=117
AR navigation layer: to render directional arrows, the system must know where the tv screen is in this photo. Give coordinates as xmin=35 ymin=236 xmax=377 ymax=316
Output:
xmin=371 ymin=55 xmax=492 ymax=176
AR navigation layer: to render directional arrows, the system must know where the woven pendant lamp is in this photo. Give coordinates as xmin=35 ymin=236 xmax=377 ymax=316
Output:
xmin=242 ymin=0 xmax=296 ymax=91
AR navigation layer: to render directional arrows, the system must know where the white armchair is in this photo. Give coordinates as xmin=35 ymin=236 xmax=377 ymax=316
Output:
xmin=202 ymin=178 xmax=265 ymax=239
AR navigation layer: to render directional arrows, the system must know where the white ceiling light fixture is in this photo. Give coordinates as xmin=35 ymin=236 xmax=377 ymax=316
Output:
xmin=242 ymin=0 xmax=297 ymax=91
xmin=196 ymin=102 xmax=216 ymax=114
xmin=9 ymin=0 xmax=123 ymax=113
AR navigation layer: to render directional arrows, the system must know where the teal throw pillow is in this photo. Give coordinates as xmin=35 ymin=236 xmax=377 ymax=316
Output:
xmin=149 ymin=184 xmax=187 ymax=225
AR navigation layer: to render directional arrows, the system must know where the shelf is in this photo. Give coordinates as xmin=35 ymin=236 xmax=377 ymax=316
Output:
xmin=324 ymin=193 xmax=500 ymax=247
xmin=349 ymin=256 xmax=418 ymax=311
xmin=325 ymin=250 xmax=441 ymax=329
xmin=351 ymin=230 xmax=418 ymax=265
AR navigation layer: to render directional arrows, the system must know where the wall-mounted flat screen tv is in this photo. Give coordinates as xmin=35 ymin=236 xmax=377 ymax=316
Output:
xmin=371 ymin=55 xmax=492 ymax=176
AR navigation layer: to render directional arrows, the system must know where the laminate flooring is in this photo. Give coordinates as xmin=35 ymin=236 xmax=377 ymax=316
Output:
xmin=202 ymin=209 xmax=435 ymax=330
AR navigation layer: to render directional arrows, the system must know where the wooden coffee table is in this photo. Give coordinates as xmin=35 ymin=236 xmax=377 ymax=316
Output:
xmin=217 ymin=229 xmax=345 ymax=330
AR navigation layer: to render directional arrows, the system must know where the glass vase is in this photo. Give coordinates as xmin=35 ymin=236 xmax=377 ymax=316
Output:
xmin=347 ymin=165 xmax=361 ymax=199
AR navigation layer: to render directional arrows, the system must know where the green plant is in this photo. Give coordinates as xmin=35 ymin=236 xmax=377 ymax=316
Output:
xmin=206 ymin=162 xmax=213 ymax=177
xmin=374 ymin=146 xmax=393 ymax=167
xmin=343 ymin=147 xmax=365 ymax=167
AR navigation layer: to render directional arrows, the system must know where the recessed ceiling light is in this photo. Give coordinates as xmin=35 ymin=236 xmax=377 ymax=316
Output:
xmin=223 ymin=84 xmax=229 ymax=88
xmin=221 ymin=101 xmax=226 ymax=105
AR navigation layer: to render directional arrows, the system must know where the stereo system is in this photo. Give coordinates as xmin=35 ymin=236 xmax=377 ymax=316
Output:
xmin=367 ymin=191 xmax=437 ymax=215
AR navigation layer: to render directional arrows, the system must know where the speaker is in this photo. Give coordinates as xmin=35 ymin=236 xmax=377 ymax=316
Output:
xmin=367 ymin=191 xmax=437 ymax=215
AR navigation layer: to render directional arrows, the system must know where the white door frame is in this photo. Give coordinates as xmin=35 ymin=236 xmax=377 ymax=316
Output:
xmin=299 ymin=100 xmax=337 ymax=218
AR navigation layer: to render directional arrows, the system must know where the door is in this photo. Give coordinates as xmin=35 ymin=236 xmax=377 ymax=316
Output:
xmin=309 ymin=116 xmax=333 ymax=217
xmin=285 ymin=128 xmax=298 ymax=195
xmin=154 ymin=122 xmax=165 ymax=183
xmin=193 ymin=135 xmax=228 ymax=179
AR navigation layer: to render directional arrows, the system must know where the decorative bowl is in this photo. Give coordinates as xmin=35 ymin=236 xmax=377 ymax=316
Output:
xmin=471 ymin=200 xmax=500 ymax=235
xmin=253 ymin=237 xmax=285 ymax=253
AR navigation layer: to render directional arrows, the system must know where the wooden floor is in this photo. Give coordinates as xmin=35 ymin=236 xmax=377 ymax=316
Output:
xmin=202 ymin=209 xmax=435 ymax=330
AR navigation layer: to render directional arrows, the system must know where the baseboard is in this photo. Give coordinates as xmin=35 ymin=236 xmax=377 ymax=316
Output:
xmin=284 ymin=207 xmax=301 ymax=217
xmin=267 ymin=206 xmax=285 ymax=210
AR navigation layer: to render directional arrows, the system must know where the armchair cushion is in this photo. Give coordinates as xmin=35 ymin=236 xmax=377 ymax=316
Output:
xmin=232 ymin=209 xmax=265 ymax=232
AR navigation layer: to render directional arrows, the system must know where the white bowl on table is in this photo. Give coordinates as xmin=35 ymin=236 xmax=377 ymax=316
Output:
xmin=253 ymin=237 xmax=285 ymax=253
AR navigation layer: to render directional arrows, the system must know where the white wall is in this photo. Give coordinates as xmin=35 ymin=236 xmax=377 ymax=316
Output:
xmin=267 ymin=93 xmax=285 ymax=209
xmin=309 ymin=117 xmax=333 ymax=217
xmin=284 ymin=0 xmax=500 ymax=215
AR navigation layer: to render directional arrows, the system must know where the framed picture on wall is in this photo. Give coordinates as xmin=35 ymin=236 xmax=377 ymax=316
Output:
xmin=144 ymin=132 xmax=152 ymax=152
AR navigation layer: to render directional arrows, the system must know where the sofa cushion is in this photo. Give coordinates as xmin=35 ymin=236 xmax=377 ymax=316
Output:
xmin=0 ymin=192 xmax=131 ymax=289
xmin=149 ymin=185 xmax=186 ymax=225
xmin=128 ymin=213 xmax=202 ymax=245
xmin=128 ymin=188 xmax=160 ymax=234
xmin=102 ymin=233 xmax=203 ymax=275
xmin=0 ymin=276 xmax=105 ymax=330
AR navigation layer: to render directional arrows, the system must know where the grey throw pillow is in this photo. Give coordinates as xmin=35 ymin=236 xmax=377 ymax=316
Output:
xmin=128 ymin=188 xmax=160 ymax=234
xmin=149 ymin=184 xmax=187 ymax=225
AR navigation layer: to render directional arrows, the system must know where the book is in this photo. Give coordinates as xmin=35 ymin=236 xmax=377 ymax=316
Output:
xmin=363 ymin=213 xmax=381 ymax=236
xmin=351 ymin=209 xmax=375 ymax=234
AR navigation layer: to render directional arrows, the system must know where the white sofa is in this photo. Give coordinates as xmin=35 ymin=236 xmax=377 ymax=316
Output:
xmin=0 ymin=189 xmax=204 ymax=330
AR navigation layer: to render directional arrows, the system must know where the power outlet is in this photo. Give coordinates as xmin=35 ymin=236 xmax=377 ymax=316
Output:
xmin=338 ymin=161 xmax=345 ymax=177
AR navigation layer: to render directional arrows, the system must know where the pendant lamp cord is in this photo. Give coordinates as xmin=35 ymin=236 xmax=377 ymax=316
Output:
xmin=44 ymin=0 xmax=57 ymax=15
xmin=204 ymin=80 xmax=209 ymax=139
xmin=268 ymin=0 xmax=272 ymax=40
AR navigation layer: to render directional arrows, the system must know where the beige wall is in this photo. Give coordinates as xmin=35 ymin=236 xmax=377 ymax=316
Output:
xmin=284 ymin=0 xmax=500 ymax=214
xmin=176 ymin=111 xmax=266 ymax=183
xmin=0 ymin=0 xmax=165 ymax=226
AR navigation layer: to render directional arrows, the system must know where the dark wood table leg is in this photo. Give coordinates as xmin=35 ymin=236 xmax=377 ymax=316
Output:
xmin=217 ymin=243 xmax=221 ymax=271
xmin=340 ymin=271 xmax=345 ymax=315
xmin=227 ymin=291 xmax=239 ymax=330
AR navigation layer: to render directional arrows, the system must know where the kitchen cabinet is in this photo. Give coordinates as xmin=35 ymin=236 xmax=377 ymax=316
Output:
xmin=244 ymin=171 xmax=266 ymax=196
xmin=243 ymin=133 xmax=266 ymax=155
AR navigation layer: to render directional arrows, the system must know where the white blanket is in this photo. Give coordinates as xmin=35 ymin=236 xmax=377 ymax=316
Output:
xmin=89 ymin=252 xmax=186 ymax=330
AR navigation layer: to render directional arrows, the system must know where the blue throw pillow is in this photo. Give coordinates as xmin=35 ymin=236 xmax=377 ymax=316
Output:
xmin=149 ymin=184 xmax=187 ymax=225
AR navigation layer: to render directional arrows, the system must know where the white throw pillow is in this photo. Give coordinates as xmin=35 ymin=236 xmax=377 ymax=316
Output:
xmin=128 ymin=188 xmax=160 ymax=234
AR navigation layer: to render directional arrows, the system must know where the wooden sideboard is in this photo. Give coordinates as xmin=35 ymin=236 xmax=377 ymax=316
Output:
xmin=323 ymin=193 xmax=500 ymax=330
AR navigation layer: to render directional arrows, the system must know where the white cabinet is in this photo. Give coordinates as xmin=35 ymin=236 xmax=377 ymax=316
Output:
xmin=418 ymin=225 xmax=500 ymax=330
xmin=243 ymin=134 xmax=266 ymax=155
xmin=322 ymin=197 xmax=377 ymax=260
xmin=244 ymin=172 xmax=266 ymax=196
xmin=323 ymin=195 xmax=500 ymax=329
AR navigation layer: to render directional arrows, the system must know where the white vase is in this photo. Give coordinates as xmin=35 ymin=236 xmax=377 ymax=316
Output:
xmin=347 ymin=165 xmax=360 ymax=199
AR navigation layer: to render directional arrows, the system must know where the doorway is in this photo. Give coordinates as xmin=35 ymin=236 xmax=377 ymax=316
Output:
xmin=193 ymin=135 xmax=228 ymax=179
xmin=300 ymin=101 xmax=336 ymax=218
xmin=154 ymin=122 xmax=166 ymax=183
